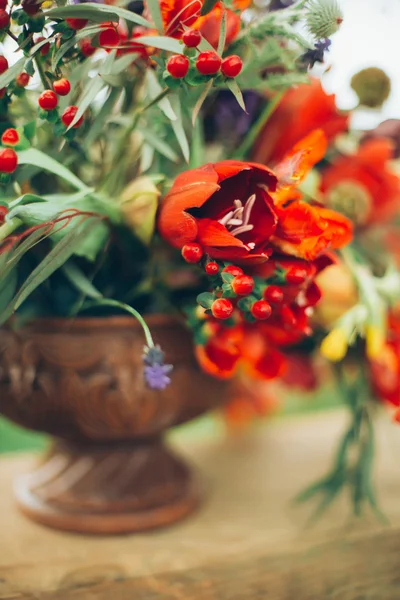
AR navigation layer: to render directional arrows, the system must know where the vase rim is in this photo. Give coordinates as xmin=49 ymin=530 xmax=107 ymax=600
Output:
xmin=13 ymin=314 xmax=183 ymax=331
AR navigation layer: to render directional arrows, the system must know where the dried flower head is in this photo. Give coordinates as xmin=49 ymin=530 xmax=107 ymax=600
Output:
xmin=306 ymin=0 xmax=343 ymax=40
xmin=351 ymin=67 xmax=391 ymax=108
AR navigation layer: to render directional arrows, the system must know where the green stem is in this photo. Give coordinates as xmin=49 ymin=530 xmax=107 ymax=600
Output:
xmin=34 ymin=55 xmax=50 ymax=90
xmin=0 ymin=217 xmax=23 ymax=244
xmin=232 ymin=90 xmax=285 ymax=160
xmin=82 ymin=298 xmax=154 ymax=348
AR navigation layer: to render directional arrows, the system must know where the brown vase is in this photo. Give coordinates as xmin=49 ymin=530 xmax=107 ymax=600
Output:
xmin=0 ymin=316 xmax=229 ymax=534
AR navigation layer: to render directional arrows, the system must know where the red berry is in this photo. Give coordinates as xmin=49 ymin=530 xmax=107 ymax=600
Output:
xmin=205 ymin=262 xmax=219 ymax=275
xmin=35 ymin=36 xmax=50 ymax=56
xmin=167 ymin=54 xmax=190 ymax=79
xmin=251 ymin=300 xmax=272 ymax=320
xmin=222 ymin=265 xmax=243 ymax=277
xmin=286 ymin=267 xmax=308 ymax=285
xmin=196 ymin=51 xmax=221 ymax=75
xmin=38 ymin=90 xmax=58 ymax=111
xmin=99 ymin=27 xmax=120 ymax=47
xmin=232 ymin=274 xmax=254 ymax=296
xmin=80 ymin=39 xmax=96 ymax=57
xmin=264 ymin=285 xmax=284 ymax=305
xmin=0 ymin=88 xmax=6 ymax=99
xmin=0 ymin=0 xmax=7 ymax=9
xmin=1 ymin=128 xmax=19 ymax=146
xmin=66 ymin=18 xmax=88 ymax=30
xmin=0 ymin=148 xmax=18 ymax=174
xmin=0 ymin=205 xmax=8 ymax=224
xmin=16 ymin=72 xmax=30 ymax=87
xmin=0 ymin=9 xmax=9 ymax=30
xmin=61 ymin=105 xmax=84 ymax=128
xmin=211 ymin=298 xmax=234 ymax=320
xmin=0 ymin=55 xmax=8 ymax=74
xmin=221 ymin=55 xmax=243 ymax=78
xmin=53 ymin=78 xmax=71 ymax=96
xmin=181 ymin=242 xmax=203 ymax=263
xmin=182 ymin=28 xmax=201 ymax=48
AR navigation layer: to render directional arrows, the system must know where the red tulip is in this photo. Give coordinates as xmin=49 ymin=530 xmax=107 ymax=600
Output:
xmin=158 ymin=160 xmax=278 ymax=264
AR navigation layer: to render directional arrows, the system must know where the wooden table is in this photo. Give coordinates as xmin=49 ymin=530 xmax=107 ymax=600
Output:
xmin=1 ymin=409 xmax=400 ymax=600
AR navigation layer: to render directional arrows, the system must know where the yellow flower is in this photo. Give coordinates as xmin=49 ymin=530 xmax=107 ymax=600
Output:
xmin=320 ymin=328 xmax=348 ymax=362
xmin=365 ymin=324 xmax=386 ymax=360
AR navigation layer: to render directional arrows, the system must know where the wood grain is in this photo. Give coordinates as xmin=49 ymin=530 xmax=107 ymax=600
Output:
xmin=1 ymin=409 xmax=400 ymax=599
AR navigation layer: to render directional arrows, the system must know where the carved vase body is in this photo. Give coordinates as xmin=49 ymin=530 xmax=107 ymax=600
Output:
xmin=0 ymin=316 xmax=228 ymax=534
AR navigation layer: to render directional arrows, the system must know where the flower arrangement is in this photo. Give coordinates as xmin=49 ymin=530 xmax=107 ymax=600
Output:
xmin=2 ymin=0 xmax=395 ymax=519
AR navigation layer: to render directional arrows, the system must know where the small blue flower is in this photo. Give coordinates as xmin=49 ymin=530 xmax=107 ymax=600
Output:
xmin=143 ymin=345 xmax=173 ymax=390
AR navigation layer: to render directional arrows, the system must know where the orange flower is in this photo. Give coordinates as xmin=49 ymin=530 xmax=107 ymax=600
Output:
xmin=320 ymin=138 xmax=400 ymax=226
xmin=191 ymin=2 xmax=241 ymax=49
xmin=152 ymin=0 xmax=242 ymax=47
xmin=370 ymin=313 xmax=400 ymax=408
xmin=196 ymin=323 xmax=287 ymax=380
xmin=251 ymin=78 xmax=349 ymax=165
xmin=158 ymin=133 xmax=353 ymax=264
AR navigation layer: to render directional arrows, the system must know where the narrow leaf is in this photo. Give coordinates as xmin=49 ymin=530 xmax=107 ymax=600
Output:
xmin=139 ymin=128 xmax=179 ymax=162
xmin=62 ymin=262 xmax=103 ymax=299
xmin=68 ymin=75 xmax=105 ymax=130
xmin=146 ymin=0 xmax=164 ymax=32
xmin=146 ymin=70 xmax=176 ymax=121
xmin=52 ymin=25 xmax=104 ymax=70
xmin=217 ymin=9 xmax=227 ymax=56
xmin=192 ymin=80 xmax=213 ymax=126
xmin=134 ymin=35 xmax=183 ymax=54
xmin=169 ymin=95 xmax=190 ymax=162
xmin=140 ymin=143 xmax=155 ymax=173
xmin=18 ymin=149 xmax=89 ymax=191
xmin=0 ymin=58 xmax=25 ymax=89
xmin=46 ymin=4 xmax=119 ymax=23
xmin=227 ymin=79 xmax=247 ymax=112
xmin=200 ymin=0 xmax=219 ymax=15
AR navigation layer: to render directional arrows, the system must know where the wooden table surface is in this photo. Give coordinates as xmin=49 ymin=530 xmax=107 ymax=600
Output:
xmin=1 ymin=409 xmax=400 ymax=600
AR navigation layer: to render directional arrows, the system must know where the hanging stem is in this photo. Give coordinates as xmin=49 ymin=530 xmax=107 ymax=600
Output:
xmin=82 ymin=298 xmax=154 ymax=348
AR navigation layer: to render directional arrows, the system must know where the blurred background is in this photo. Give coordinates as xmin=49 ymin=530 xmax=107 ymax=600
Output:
xmin=1 ymin=0 xmax=398 ymax=453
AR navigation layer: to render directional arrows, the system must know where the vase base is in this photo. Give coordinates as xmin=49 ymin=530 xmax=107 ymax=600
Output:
xmin=13 ymin=440 xmax=201 ymax=535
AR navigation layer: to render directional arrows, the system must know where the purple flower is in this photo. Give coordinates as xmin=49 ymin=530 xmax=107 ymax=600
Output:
xmin=300 ymin=38 xmax=332 ymax=69
xmin=143 ymin=345 xmax=173 ymax=390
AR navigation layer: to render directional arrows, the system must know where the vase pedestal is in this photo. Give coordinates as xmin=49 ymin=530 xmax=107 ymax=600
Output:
xmin=14 ymin=439 xmax=200 ymax=535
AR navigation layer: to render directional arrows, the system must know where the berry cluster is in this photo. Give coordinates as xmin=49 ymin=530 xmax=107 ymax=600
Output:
xmin=181 ymin=243 xmax=321 ymax=342
xmin=0 ymin=128 xmax=19 ymax=180
xmin=164 ymin=28 xmax=243 ymax=88
xmin=37 ymin=79 xmax=83 ymax=134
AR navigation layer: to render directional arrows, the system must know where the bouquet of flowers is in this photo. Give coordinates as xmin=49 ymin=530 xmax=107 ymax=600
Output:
xmin=3 ymin=0 xmax=392 ymax=520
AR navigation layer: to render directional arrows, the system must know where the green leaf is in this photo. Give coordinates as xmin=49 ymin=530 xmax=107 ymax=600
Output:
xmin=140 ymin=142 xmax=154 ymax=173
xmin=23 ymin=121 xmax=36 ymax=142
xmin=192 ymin=79 xmax=213 ymax=125
xmin=0 ymin=57 xmax=26 ymax=89
xmin=18 ymin=149 xmax=90 ymax=191
xmin=217 ymin=9 xmax=227 ymax=56
xmin=68 ymin=74 xmax=105 ymax=130
xmin=138 ymin=128 xmax=179 ymax=162
xmin=51 ymin=25 xmax=104 ymax=69
xmin=0 ymin=270 xmax=17 ymax=314
xmin=145 ymin=0 xmax=164 ymax=32
xmin=101 ymin=4 xmax=153 ymax=28
xmin=146 ymin=70 xmax=176 ymax=121
xmin=197 ymin=292 xmax=214 ymax=309
xmin=169 ymin=95 xmax=190 ymax=162
xmin=62 ymin=261 xmax=103 ymax=299
xmin=226 ymin=78 xmax=247 ymax=112
xmin=46 ymin=4 xmax=119 ymax=23
xmin=134 ymin=35 xmax=183 ymax=54
xmin=0 ymin=217 xmax=101 ymax=324
xmin=7 ymin=193 xmax=46 ymax=211
xmin=200 ymin=0 xmax=219 ymax=15
xmin=221 ymin=272 xmax=234 ymax=284
xmin=84 ymin=88 xmax=122 ymax=147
